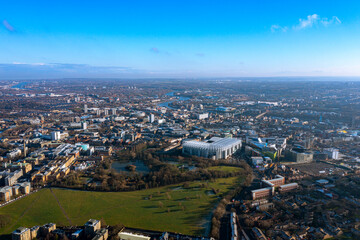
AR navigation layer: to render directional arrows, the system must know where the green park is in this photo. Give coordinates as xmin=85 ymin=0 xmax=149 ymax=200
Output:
xmin=0 ymin=169 xmax=244 ymax=236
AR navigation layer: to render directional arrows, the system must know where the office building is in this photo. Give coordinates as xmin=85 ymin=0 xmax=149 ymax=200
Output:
xmin=148 ymin=114 xmax=155 ymax=123
xmin=324 ymin=148 xmax=339 ymax=160
xmin=51 ymin=131 xmax=61 ymax=141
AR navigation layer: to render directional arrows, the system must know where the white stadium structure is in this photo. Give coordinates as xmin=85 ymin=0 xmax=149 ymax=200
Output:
xmin=182 ymin=137 xmax=242 ymax=160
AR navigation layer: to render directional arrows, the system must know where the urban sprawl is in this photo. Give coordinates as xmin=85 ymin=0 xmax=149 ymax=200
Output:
xmin=0 ymin=79 xmax=359 ymax=240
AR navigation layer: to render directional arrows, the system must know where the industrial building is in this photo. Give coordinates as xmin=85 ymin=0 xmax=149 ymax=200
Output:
xmin=182 ymin=137 xmax=242 ymax=160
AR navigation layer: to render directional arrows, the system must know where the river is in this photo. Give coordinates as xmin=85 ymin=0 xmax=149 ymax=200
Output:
xmin=157 ymin=91 xmax=190 ymax=109
xmin=11 ymin=82 xmax=31 ymax=90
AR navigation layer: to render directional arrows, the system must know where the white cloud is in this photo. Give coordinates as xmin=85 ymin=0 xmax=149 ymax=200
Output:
xmin=271 ymin=24 xmax=288 ymax=32
xmin=321 ymin=16 xmax=341 ymax=26
xmin=272 ymin=14 xmax=341 ymax=32
xmin=12 ymin=62 xmax=47 ymax=66
xmin=294 ymin=14 xmax=341 ymax=30
xmin=295 ymin=14 xmax=319 ymax=29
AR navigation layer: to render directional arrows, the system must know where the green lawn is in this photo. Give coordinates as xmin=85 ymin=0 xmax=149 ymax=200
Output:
xmin=207 ymin=165 xmax=244 ymax=173
xmin=0 ymin=177 xmax=241 ymax=235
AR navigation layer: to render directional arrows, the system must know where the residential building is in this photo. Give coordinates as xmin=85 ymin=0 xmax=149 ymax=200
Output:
xmin=12 ymin=227 xmax=31 ymax=240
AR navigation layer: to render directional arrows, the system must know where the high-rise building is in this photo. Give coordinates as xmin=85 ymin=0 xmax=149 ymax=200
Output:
xmin=148 ymin=114 xmax=155 ymax=123
xmin=51 ymin=131 xmax=61 ymax=141
xmin=23 ymin=140 xmax=27 ymax=158
xmin=111 ymin=108 xmax=117 ymax=115
xmin=81 ymin=121 xmax=87 ymax=130
xmin=84 ymin=104 xmax=88 ymax=113
xmin=324 ymin=148 xmax=339 ymax=160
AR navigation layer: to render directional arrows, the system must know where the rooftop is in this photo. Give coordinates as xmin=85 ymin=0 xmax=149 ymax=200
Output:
xmin=13 ymin=227 xmax=29 ymax=234
xmin=183 ymin=137 xmax=241 ymax=150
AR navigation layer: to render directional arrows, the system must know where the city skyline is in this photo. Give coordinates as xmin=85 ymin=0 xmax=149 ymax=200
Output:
xmin=1 ymin=0 xmax=360 ymax=78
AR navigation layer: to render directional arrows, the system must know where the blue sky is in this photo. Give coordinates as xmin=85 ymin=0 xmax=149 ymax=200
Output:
xmin=1 ymin=0 xmax=360 ymax=78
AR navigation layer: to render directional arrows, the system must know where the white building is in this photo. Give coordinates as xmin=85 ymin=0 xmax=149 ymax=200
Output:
xmin=51 ymin=131 xmax=61 ymax=141
xmin=114 ymin=116 xmax=125 ymax=121
xmin=118 ymin=232 xmax=150 ymax=240
xmin=4 ymin=170 xmax=23 ymax=186
xmin=6 ymin=149 xmax=22 ymax=159
xmin=148 ymin=114 xmax=155 ymax=123
xmin=158 ymin=119 xmax=166 ymax=124
xmin=197 ymin=113 xmax=209 ymax=120
xmin=324 ymin=148 xmax=339 ymax=160
xmin=182 ymin=137 xmax=242 ymax=160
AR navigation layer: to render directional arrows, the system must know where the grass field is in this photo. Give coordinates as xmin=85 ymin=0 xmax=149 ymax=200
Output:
xmin=207 ymin=165 xmax=244 ymax=173
xmin=0 ymin=177 xmax=241 ymax=235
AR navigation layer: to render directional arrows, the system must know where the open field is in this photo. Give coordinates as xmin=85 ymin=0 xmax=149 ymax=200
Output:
xmin=207 ymin=165 xmax=244 ymax=173
xmin=0 ymin=177 xmax=241 ymax=235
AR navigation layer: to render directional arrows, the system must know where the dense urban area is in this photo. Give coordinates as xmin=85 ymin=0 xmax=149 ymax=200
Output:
xmin=0 ymin=78 xmax=359 ymax=240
